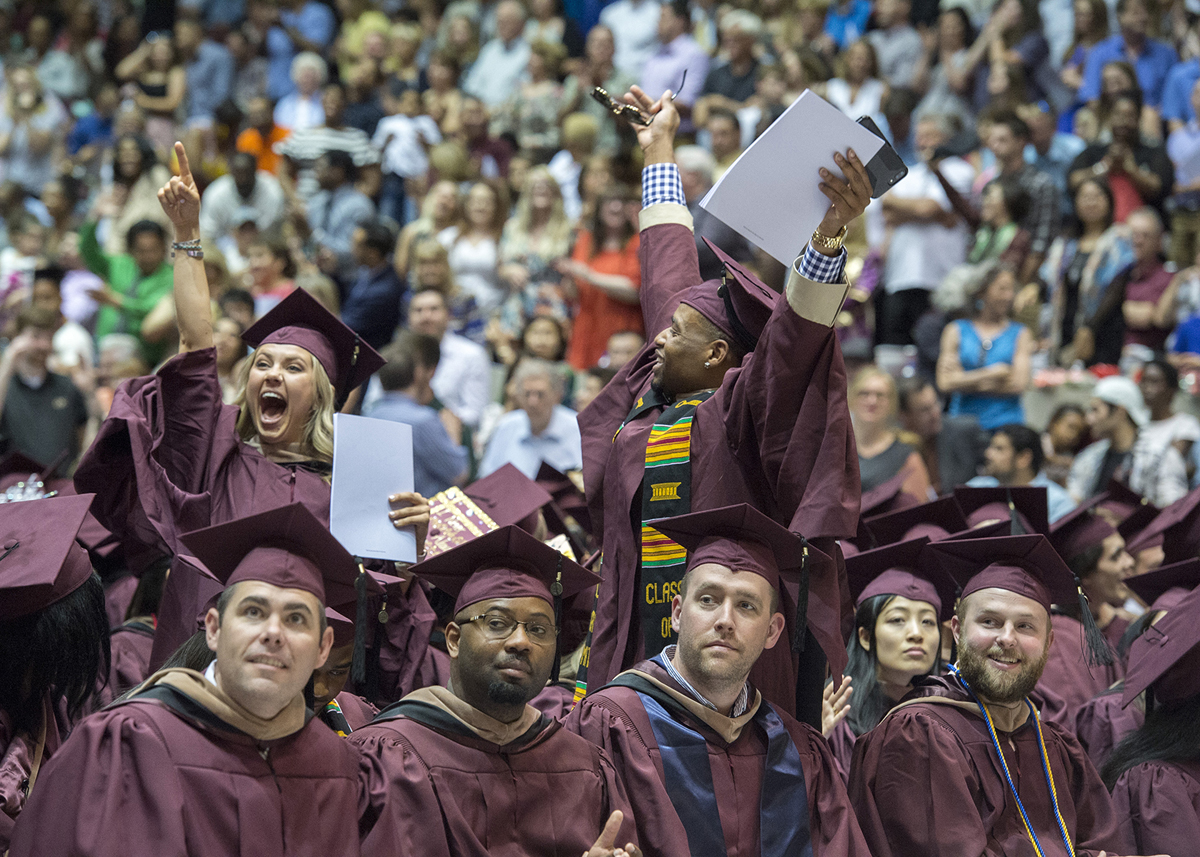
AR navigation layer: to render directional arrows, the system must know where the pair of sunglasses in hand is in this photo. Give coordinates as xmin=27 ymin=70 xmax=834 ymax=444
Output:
xmin=590 ymin=72 xmax=685 ymax=127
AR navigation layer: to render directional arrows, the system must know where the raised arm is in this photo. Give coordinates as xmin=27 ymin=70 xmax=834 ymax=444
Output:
xmin=157 ymin=142 xmax=213 ymax=353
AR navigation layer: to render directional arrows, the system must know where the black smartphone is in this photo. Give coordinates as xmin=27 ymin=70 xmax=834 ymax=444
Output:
xmin=856 ymin=116 xmax=909 ymax=198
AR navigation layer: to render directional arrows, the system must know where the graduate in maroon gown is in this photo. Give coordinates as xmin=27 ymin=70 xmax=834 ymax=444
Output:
xmin=0 ymin=495 xmax=110 ymax=851
xmin=1105 ymin=580 xmax=1200 ymax=856
xmin=577 ymin=87 xmax=873 ymax=722
xmin=9 ymin=503 xmax=374 ymax=857
xmin=314 ymin=608 xmax=379 ymax=734
xmin=849 ymin=534 xmax=1133 ymax=857
xmin=568 ymin=504 xmax=873 ymax=857
xmin=823 ymin=536 xmax=957 ymax=783
xmin=352 ymin=525 xmax=640 ymax=857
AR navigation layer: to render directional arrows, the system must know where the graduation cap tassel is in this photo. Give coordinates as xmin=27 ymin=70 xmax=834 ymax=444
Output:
xmin=352 ymin=561 xmax=370 ymax=686
xmin=1075 ymin=576 xmax=1115 ymax=667
xmin=1006 ymin=488 xmax=1025 ymax=536
xmin=791 ymin=539 xmax=811 ymax=655
xmin=550 ymin=555 xmax=564 ymax=684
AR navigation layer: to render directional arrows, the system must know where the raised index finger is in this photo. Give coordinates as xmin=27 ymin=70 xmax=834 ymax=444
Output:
xmin=174 ymin=142 xmax=193 ymax=182
xmin=593 ymin=810 xmax=624 ymax=851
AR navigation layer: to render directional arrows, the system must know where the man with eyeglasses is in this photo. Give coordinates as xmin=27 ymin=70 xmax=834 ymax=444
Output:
xmin=351 ymin=525 xmax=642 ymax=857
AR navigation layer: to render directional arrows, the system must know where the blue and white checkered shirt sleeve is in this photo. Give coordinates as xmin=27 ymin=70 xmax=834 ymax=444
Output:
xmin=796 ymin=245 xmax=847 ymax=284
xmin=642 ymin=162 xmax=687 ymax=207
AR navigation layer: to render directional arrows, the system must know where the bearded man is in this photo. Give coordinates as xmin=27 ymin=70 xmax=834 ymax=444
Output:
xmin=847 ymin=534 xmax=1144 ymax=857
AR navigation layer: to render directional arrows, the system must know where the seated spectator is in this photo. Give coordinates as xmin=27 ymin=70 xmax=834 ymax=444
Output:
xmin=968 ymin=175 xmax=1032 ymax=269
xmin=218 ymin=287 xmax=256 ymax=331
xmin=395 ymin=181 xmax=461 ymax=281
xmin=937 ymin=261 xmax=1034 ymax=430
xmin=410 ymin=241 xmax=479 ymax=346
xmin=695 ymin=10 xmax=762 ymax=124
xmin=298 ymin=149 xmax=376 ymax=280
xmin=272 ymin=51 xmax=326 ymax=133
xmin=1043 ymin=176 xmax=1134 ymax=366
xmin=29 ymin=266 xmax=94 ymax=376
xmin=601 ymin=0 xmax=662 ymax=79
xmin=423 ymin=51 xmax=466 ymax=137
xmin=54 ymin=232 xmax=102 ymax=332
xmin=492 ymin=317 xmax=575 ymax=403
xmin=95 ymin=135 xmax=173 ymax=256
xmin=66 ymin=81 xmax=119 ymax=176
xmin=1077 ymin=0 xmax=1177 ymax=120
xmin=80 ymin=218 xmax=173 ymax=366
xmin=372 ymin=332 xmax=469 ymax=497
xmin=236 ymin=96 xmax=290 ymax=174
xmin=1059 ymin=0 xmax=1109 ymax=117
xmin=199 ymin=152 xmax=286 ymax=245
xmin=343 ymin=219 xmax=405 ymax=350
xmin=0 ymin=304 xmax=90 ymax=475
xmin=408 ymin=287 xmax=493 ymax=430
xmin=342 ymin=59 xmax=386 ymax=137
xmin=438 ymin=181 xmax=507 ymax=329
xmin=41 ymin=177 xmax=83 ymax=256
xmin=498 ymin=167 xmax=573 ymax=332
xmin=674 ymin=145 xmax=752 ymax=281
xmin=462 ymin=0 xmax=531 ymax=109
xmin=705 ymin=106 xmax=743 ymax=181
xmin=266 ymin=0 xmax=337 ymax=102
xmin=457 ymin=96 xmax=513 ymax=180
xmin=1068 ymin=89 xmax=1175 ymax=222
xmin=227 ymin=26 xmax=269 ymax=112
xmin=866 ymin=0 xmax=922 ymax=88
xmin=602 ymin=329 xmax=645 ymax=370
xmin=562 ymin=25 xmax=636 ymax=156
xmin=0 ymin=214 xmax=47 ymax=328
xmin=896 ymin=376 xmax=988 ymax=492
xmin=851 ymin=365 xmax=933 ymax=498
xmin=546 ymin=113 xmax=600 ymax=222
xmin=276 ymin=81 xmax=379 ymax=203
xmin=641 ymin=0 xmax=709 ymax=129
xmin=1161 ymin=17 xmax=1200 ymax=135
xmin=212 ymin=313 xmax=247 ymax=404
xmin=244 ymin=233 xmax=297 ymax=316
xmin=1021 ymin=100 xmax=1086 ymax=212
xmin=114 ymin=32 xmax=187 ymax=156
xmin=382 ymin=21 xmax=423 ymax=89
xmin=1166 ymin=78 xmax=1200 ymax=268
xmin=478 ymin=358 xmax=582 ymax=478
xmin=335 ymin=0 xmax=390 ymax=81
xmin=821 ymin=38 xmax=886 ymax=132
xmin=1043 ymin=402 xmax=1089 ymax=486
xmin=1115 ymin=207 xmax=1173 ymax=357
xmin=524 ymin=0 xmax=584 ymax=55
xmin=573 ymin=365 xmax=617 ymax=412
xmin=1138 ymin=356 xmax=1200 ymax=470
xmin=1069 ymin=375 xmax=1188 ymax=505
xmin=912 ymin=7 xmax=976 ymax=131
xmin=0 ymin=66 xmax=68 ymax=198
xmin=374 ymin=81 xmax=442 ymax=227
xmin=493 ymin=40 xmax=569 ymax=162
xmin=967 ymin=423 xmax=1078 ymax=520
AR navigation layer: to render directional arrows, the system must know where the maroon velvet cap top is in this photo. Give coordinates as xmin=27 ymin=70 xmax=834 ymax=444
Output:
xmin=1124 ymin=558 xmax=1200 ymax=612
xmin=860 ymin=469 xmax=923 ymax=519
xmin=1097 ymin=479 xmax=1156 ymax=522
xmin=1123 ymin=581 xmax=1200 ymax=706
xmin=679 ymin=239 xmax=781 ymax=354
xmin=864 ymin=497 xmax=970 ymax=547
xmin=954 ymin=486 xmax=1050 ymax=537
xmin=648 ymin=503 xmax=828 ymax=591
xmin=241 ymin=288 xmax=386 ymax=396
xmin=410 ymin=524 xmax=599 ymax=614
xmin=1048 ymin=495 xmax=1118 ymax=564
xmin=1125 ymin=484 xmax=1200 ymax=562
xmin=535 ymin=462 xmax=592 ymax=535
xmin=180 ymin=503 xmax=376 ymax=606
xmin=326 ymin=607 xmax=355 ymax=648
xmin=464 ymin=464 xmax=553 ymax=530
xmin=844 ymin=536 xmax=958 ymax=621
xmin=926 ymin=534 xmax=1077 ymax=615
xmin=0 ymin=493 xmax=96 ymax=620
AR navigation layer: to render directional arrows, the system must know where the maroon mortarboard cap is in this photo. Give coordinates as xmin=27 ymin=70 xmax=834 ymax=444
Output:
xmin=411 ymin=524 xmax=599 ymax=614
xmin=845 ymin=536 xmax=958 ymax=621
xmin=242 ymin=287 xmax=386 ymax=401
xmin=680 ymin=239 xmax=780 ymax=354
xmin=1049 ymin=495 xmax=1118 ymax=564
xmin=0 ymin=494 xmax=96 ymax=620
xmin=1124 ymin=558 xmax=1200 ymax=612
xmin=0 ymin=451 xmax=49 ymax=482
xmin=864 ymin=497 xmax=969 ymax=547
xmin=535 ymin=462 xmax=592 ymax=534
xmin=954 ymin=486 xmax=1050 ymax=537
xmin=926 ymin=534 xmax=1076 ymax=615
xmin=1123 ymin=582 xmax=1200 ymax=707
xmin=180 ymin=503 xmax=378 ymax=606
xmin=1096 ymin=479 xmax=1152 ymax=522
xmin=860 ymin=469 xmax=922 ymax=519
xmin=464 ymin=464 xmax=553 ymax=530
xmin=1125 ymin=484 xmax=1200 ymax=562
xmin=326 ymin=607 xmax=356 ymax=648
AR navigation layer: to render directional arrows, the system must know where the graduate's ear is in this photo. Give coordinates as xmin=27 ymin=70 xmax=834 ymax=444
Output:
xmin=670 ymin=594 xmax=682 ymax=634
xmin=857 ymin=625 xmax=871 ymax=652
xmin=762 ymin=611 xmax=786 ymax=649
xmin=950 ymin=614 xmax=962 ymax=648
xmin=204 ymin=608 xmax=221 ymax=653
xmin=707 ymin=337 xmax=731 ymax=369
xmin=313 ymin=624 xmax=334 ymax=669
xmin=445 ymin=621 xmax=462 ymax=658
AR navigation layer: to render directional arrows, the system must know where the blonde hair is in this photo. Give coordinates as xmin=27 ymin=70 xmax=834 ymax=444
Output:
xmin=233 ymin=345 xmax=337 ymax=465
xmin=849 ymin=365 xmax=898 ymax=418
xmin=509 ymin=166 xmax=572 ymax=250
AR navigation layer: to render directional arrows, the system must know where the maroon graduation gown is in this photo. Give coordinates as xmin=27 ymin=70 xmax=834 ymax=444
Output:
xmin=103 ymin=575 xmax=138 ymax=629
xmin=1111 ymin=757 xmax=1200 ymax=856
xmin=578 ymin=214 xmax=859 ymax=709
xmin=565 ymin=660 xmax=872 ymax=857
xmin=8 ymin=684 xmax=368 ymax=857
xmin=95 ymin=620 xmax=156 ymax=708
xmin=825 ymin=718 xmax=856 ymax=785
xmin=529 ymin=682 xmax=576 ymax=720
xmin=848 ymin=675 xmax=1129 ymax=857
xmin=1074 ymin=690 xmax=1142 ymax=772
xmin=352 ymin=696 xmax=635 ymax=857
xmin=0 ymin=703 xmax=63 ymax=853
xmin=1036 ymin=614 xmax=1124 ymax=722
xmin=337 ymin=693 xmax=380 ymax=731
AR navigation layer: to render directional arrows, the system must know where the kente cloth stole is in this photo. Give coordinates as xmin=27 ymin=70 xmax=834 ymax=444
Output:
xmin=617 ymin=388 xmax=716 ymax=658
xmin=320 ymin=699 xmax=352 ymax=737
xmin=609 ymin=673 xmax=813 ymax=857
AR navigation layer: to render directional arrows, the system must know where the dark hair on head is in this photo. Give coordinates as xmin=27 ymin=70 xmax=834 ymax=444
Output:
xmin=1049 ymin=402 xmax=1086 ymax=426
xmin=986 ymin=174 xmax=1032 ymax=225
xmin=881 ymin=85 xmax=918 ymax=116
xmin=1112 ymin=86 xmax=1144 ymax=114
xmin=0 ymin=573 xmax=110 ymax=733
xmin=994 ymin=423 xmax=1044 ymax=475
xmin=587 ymin=183 xmax=636 ymax=255
xmin=522 ymin=315 xmax=567 ymax=361
xmin=844 ymin=593 xmax=941 ymax=736
xmin=1066 ymin=540 xmax=1105 ymax=581
xmin=1143 ymin=355 xmax=1179 ymax=392
xmin=429 ymin=49 xmax=462 ymax=78
xmin=693 ymin=312 xmax=747 ymax=365
xmin=219 ymin=287 xmax=255 ymax=313
xmin=321 ymin=149 xmax=358 ymax=182
xmin=388 ymin=77 xmax=418 ymax=99
xmin=251 ymin=231 xmax=297 ymax=278
xmin=13 ymin=303 xmax=60 ymax=334
xmin=989 ymin=109 xmax=1031 ymax=141
xmin=215 ymin=581 xmax=326 ymax=634
xmin=1116 ymin=607 xmax=1158 ymax=659
xmin=940 ymin=6 xmax=976 ymax=46
xmin=126 ymin=219 xmax=167 ymax=250
xmin=115 ymin=135 xmax=158 ymax=183
xmin=667 ymin=0 xmax=691 ymax=21
xmin=707 ymin=106 xmax=739 ymax=128
xmin=896 ymin=375 xmax=937 ymax=413
xmin=359 ymin=218 xmax=397 ymax=258
xmin=1069 ymin=176 xmax=1115 ymax=236
xmin=378 ymin=331 xmax=441 ymax=390
xmin=32 ymin=265 xmax=66 ymax=289
xmin=1102 ymin=690 xmax=1200 ymax=789
xmin=230 ymin=150 xmax=258 ymax=172
xmin=126 ymin=555 xmax=171 ymax=620
xmin=1114 ymin=0 xmax=1144 ymax=16
xmin=160 ymin=629 xmax=217 ymax=673
xmin=586 ymin=365 xmax=618 ymax=386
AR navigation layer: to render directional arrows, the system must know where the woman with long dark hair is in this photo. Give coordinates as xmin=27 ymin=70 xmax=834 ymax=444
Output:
xmin=823 ymin=538 xmax=954 ymax=781
xmin=0 ymin=495 xmax=110 ymax=852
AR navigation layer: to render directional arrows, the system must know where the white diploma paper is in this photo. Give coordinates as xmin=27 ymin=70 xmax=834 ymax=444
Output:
xmin=331 ymin=413 xmax=417 ymax=563
xmin=699 ymin=90 xmax=885 ymax=265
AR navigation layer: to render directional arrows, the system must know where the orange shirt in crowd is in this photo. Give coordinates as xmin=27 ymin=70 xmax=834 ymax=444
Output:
xmin=566 ymin=231 xmax=643 ymax=371
xmin=236 ymin=126 xmax=290 ymax=175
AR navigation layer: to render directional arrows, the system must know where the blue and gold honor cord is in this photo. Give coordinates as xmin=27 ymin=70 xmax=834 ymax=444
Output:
xmin=948 ymin=664 xmax=1076 ymax=857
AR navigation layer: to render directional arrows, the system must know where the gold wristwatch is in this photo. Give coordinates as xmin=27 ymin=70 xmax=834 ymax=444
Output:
xmin=811 ymin=224 xmax=849 ymax=251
